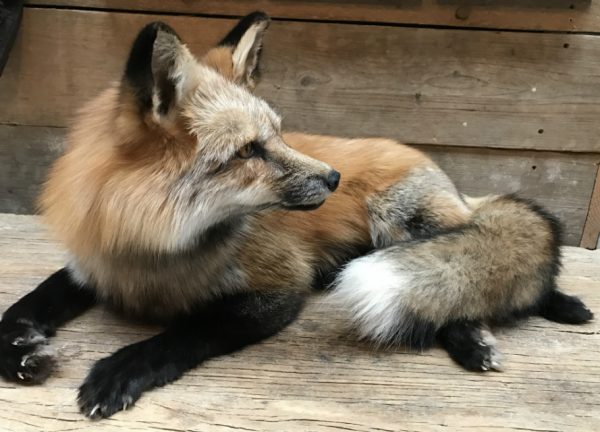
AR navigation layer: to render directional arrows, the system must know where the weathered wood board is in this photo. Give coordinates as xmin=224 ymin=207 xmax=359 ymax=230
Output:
xmin=425 ymin=145 xmax=598 ymax=246
xmin=0 ymin=213 xmax=599 ymax=431
xmin=2 ymin=8 xmax=600 ymax=153
xmin=24 ymin=0 xmax=600 ymax=33
xmin=0 ymin=125 xmax=63 ymax=214
xmin=1 ymin=125 xmax=596 ymax=244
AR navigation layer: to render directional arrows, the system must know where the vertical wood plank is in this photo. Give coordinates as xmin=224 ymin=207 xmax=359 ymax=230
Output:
xmin=581 ymin=165 xmax=600 ymax=249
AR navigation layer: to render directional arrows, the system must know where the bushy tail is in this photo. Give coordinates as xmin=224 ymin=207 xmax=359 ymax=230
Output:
xmin=328 ymin=194 xmax=589 ymax=349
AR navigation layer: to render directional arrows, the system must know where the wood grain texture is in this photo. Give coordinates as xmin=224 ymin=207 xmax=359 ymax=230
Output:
xmin=2 ymin=8 xmax=600 ymax=153
xmin=2 ymin=125 xmax=597 ymax=245
xmin=0 ymin=125 xmax=63 ymax=214
xmin=581 ymin=166 xmax=600 ymax=249
xmin=0 ymin=213 xmax=599 ymax=431
xmin=24 ymin=0 xmax=600 ymax=33
xmin=424 ymin=145 xmax=599 ymax=246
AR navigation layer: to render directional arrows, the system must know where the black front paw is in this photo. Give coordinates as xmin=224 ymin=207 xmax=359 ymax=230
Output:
xmin=78 ymin=348 xmax=146 ymax=419
xmin=0 ymin=319 xmax=55 ymax=384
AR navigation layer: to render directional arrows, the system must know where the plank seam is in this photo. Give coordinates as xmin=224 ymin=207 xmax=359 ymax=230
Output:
xmin=2 ymin=123 xmax=599 ymax=155
xmin=0 ymin=122 xmax=65 ymax=129
xmin=22 ymin=4 xmax=600 ymax=37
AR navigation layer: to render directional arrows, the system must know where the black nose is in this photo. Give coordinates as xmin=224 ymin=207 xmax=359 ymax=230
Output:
xmin=325 ymin=170 xmax=341 ymax=192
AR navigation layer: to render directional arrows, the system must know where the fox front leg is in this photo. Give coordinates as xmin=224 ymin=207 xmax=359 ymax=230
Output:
xmin=0 ymin=268 xmax=96 ymax=383
xmin=77 ymin=290 xmax=305 ymax=419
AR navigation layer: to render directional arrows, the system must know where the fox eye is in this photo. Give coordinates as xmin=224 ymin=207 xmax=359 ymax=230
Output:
xmin=237 ymin=141 xmax=259 ymax=159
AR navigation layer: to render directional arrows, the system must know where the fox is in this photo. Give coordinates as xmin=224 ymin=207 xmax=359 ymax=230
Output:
xmin=0 ymin=12 xmax=593 ymax=419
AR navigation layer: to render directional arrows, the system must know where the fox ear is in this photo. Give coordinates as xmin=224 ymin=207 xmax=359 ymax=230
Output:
xmin=124 ymin=21 xmax=198 ymax=119
xmin=210 ymin=12 xmax=270 ymax=89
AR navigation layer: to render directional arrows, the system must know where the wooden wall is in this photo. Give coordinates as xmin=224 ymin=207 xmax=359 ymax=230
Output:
xmin=1 ymin=1 xmax=599 ymax=246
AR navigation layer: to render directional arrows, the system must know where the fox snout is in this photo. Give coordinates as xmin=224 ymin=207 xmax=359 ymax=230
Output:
xmin=280 ymin=167 xmax=340 ymax=210
xmin=270 ymin=145 xmax=340 ymax=210
xmin=282 ymin=169 xmax=340 ymax=210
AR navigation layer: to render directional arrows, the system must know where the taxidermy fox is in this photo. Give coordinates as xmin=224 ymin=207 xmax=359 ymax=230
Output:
xmin=0 ymin=12 xmax=593 ymax=419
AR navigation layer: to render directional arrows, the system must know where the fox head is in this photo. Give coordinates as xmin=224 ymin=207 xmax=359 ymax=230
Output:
xmin=40 ymin=12 xmax=339 ymax=256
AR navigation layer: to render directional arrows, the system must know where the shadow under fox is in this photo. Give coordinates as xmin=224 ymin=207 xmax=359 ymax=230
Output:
xmin=0 ymin=12 xmax=593 ymax=419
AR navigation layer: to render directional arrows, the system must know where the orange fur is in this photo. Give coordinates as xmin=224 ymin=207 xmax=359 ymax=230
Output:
xmin=40 ymin=87 xmax=197 ymax=258
xmin=237 ymin=134 xmax=439 ymax=290
xmin=273 ymin=134 xmax=434 ymax=249
xmin=197 ymin=43 xmax=441 ymax=261
xmin=39 ymin=19 xmax=471 ymax=315
xmin=202 ymin=46 xmax=235 ymax=81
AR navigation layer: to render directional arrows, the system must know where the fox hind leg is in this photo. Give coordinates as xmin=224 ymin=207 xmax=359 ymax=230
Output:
xmin=438 ymin=290 xmax=593 ymax=372
xmin=367 ymin=167 xmax=471 ymax=248
xmin=437 ymin=320 xmax=503 ymax=372
xmin=538 ymin=290 xmax=593 ymax=324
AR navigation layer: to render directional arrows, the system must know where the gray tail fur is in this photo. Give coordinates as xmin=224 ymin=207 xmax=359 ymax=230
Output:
xmin=328 ymin=194 xmax=566 ymax=348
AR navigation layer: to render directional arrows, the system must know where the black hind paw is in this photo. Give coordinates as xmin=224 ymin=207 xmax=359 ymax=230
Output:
xmin=540 ymin=291 xmax=594 ymax=324
xmin=438 ymin=320 xmax=503 ymax=372
xmin=0 ymin=319 xmax=55 ymax=384
xmin=461 ymin=328 xmax=503 ymax=372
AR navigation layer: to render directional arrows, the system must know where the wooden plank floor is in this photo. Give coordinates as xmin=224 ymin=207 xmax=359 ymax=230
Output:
xmin=0 ymin=213 xmax=599 ymax=431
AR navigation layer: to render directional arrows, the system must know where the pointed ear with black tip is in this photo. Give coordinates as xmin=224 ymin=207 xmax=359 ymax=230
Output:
xmin=209 ymin=11 xmax=270 ymax=89
xmin=123 ymin=21 xmax=198 ymax=121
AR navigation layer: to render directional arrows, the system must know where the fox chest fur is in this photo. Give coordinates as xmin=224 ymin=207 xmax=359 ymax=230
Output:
xmin=67 ymin=209 xmax=372 ymax=321
xmin=67 ymin=218 xmax=248 ymax=319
